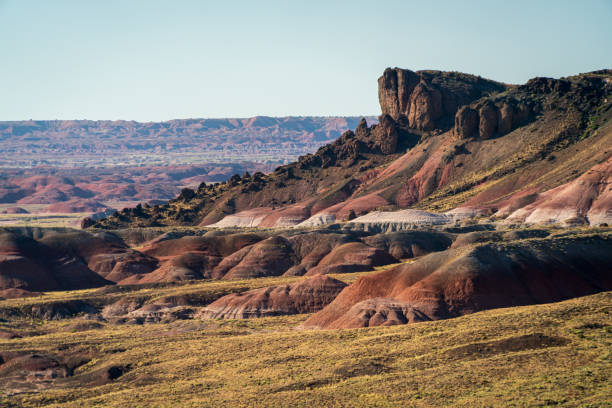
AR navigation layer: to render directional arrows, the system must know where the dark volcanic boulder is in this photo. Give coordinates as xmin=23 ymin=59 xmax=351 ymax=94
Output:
xmin=478 ymin=101 xmax=499 ymax=139
xmin=373 ymin=114 xmax=399 ymax=154
xmin=199 ymin=275 xmax=347 ymax=319
xmin=454 ymin=106 xmax=479 ymax=139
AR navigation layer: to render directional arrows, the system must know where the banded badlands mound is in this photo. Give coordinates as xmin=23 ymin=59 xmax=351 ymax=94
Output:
xmin=1 ymin=67 xmax=611 ymax=331
xmin=0 ymin=226 xmax=451 ymax=297
xmin=0 ymin=116 xmax=371 ymax=168
xmin=0 ymin=224 xmax=610 ymax=327
xmin=304 ymin=231 xmax=612 ymax=328
xmin=88 ymin=68 xmax=612 ymax=229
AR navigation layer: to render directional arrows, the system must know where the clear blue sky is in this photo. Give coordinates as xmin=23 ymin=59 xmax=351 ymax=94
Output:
xmin=1 ymin=0 xmax=611 ymax=121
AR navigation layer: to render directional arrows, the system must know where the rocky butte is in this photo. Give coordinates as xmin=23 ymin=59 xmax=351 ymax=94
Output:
xmin=87 ymin=68 xmax=612 ymax=230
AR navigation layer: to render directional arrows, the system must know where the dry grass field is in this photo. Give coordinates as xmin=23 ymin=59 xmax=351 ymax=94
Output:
xmin=1 ymin=271 xmax=610 ymax=407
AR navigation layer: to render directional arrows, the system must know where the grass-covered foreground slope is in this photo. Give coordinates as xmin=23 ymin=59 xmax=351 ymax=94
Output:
xmin=0 ymin=290 xmax=610 ymax=407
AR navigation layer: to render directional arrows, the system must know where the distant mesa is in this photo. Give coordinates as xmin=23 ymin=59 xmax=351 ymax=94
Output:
xmin=0 ymin=117 xmax=371 ymax=210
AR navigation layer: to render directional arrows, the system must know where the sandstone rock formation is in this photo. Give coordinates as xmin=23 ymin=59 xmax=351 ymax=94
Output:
xmin=378 ymin=68 xmax=507 ymax=130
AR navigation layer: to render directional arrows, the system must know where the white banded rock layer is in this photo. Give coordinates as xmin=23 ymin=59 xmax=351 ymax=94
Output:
xmin=349 ymin=209 xmax=452 ymax=225
xmin=296 ymin=213 xmax=337 ymax=228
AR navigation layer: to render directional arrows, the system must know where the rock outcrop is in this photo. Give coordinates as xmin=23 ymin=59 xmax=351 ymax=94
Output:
xmin=378 ymin=68 xmax=507 ymax=130
xmin=84 ymin=69 xmax=611 ymax=230
xmin=454 ymin=98 xmax=531 ymax=139
xmin=454 ymin=74 xmax=611 ymax=139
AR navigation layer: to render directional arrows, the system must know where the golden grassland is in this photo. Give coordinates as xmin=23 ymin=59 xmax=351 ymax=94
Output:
xmin=0 ymin=201 xmax=139 ymax=229
xmin=1 ymin=285 xmax=610 ymax=407
xmin=0 ymin=213 xmax=87 ymax=228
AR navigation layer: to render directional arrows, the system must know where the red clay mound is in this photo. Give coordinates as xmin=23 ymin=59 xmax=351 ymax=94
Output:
xmin=362 ymin=231 xmax=453 ymax=259
xmin=303 ymin=234 xmax=612 ymax=329
xmin=118 ymin=252 xmax=221 ymax=284
xmin=39 ymin=231 xmax=158 ymax=283
xmin=212 ymin=236 xmax=297 ymax=280
xmin=0 ymin=288 xmax=42 ymax=300
xmin=128 ymin=233 xmax=263 ymax=283
xmin=200 ymin=275 xmax=347 ymax=319
xmin=304 ymin=242 xmax=397 ymax=276
xmin=283 ymin=232 xmax=354 ymax=275
xmin=0 ymin=231 xmax=111 ymax=292
xmin=43 ymin=199 xmax=111 ymax=213
xmin=141 ymin=233 xmax=262 ymax=258
xmin=207 ymin=232 xmax=400 ymax=280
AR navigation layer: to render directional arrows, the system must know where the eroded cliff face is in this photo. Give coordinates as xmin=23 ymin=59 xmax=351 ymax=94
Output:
xmin=378 ymin=68 xmax=507 ymax=131
xmin=453 ymin=73 xmax=612 ymax=139
xmin=88 ymin=69 xmax=612 ymax=230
